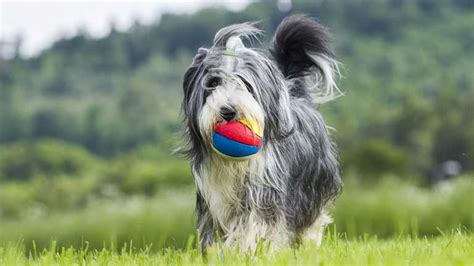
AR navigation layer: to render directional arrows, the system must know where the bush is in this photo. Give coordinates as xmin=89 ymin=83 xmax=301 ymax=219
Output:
xmin=105 ymin=156 xmax=192 ymax=195
xmin=0 ymin=140 xmax=193 ymax=217
xmin=343 ymin=140 xmax=409 ymax=181
xmin=0 ymin=139 xmax=98 ymax=181
xmin=0 ymin=183 xmax=34 ymax=217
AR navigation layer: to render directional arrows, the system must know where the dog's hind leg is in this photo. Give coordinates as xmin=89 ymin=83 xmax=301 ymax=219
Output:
xmin=301 ymin=211 xmax=332 ymax=246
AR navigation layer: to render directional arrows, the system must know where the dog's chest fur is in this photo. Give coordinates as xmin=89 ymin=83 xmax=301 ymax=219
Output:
xmin=194 ymin=155 xmax=290 ymax=250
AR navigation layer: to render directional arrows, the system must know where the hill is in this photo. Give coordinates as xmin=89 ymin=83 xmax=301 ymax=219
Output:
xmin=1 ymin=0 xmax=473 ymax=176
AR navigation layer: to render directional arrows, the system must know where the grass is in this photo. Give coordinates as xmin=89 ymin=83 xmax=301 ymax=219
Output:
xmin=334 ymin=176 xmax=474 ymax=237
xmin=0 ymin=189 xmax=196 ymax=252
xmin=0 ymin=233 xmax=472 ymax=265
xmin=0 ymin=177 xmax=472 ymax=253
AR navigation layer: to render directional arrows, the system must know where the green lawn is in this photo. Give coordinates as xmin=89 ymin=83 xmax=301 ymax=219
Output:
xmin=0 ymin=177 xmax=472 ymax=257
xmin=1 ymin=233 xmax=472 ymax=265
xmin=0 ymin=176 xmax=472 ymax=265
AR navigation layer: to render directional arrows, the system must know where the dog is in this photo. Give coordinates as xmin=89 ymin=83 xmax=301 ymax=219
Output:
xmin=181 ymin=14 xmax=343 ymax=251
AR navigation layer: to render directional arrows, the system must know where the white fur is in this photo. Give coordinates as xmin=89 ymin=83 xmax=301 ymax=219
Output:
xmin=307 ymin=53 xmax=343 ymax=104
xmin=223 ymin=36 xmax=244 ymax=72
xmin=194 ymin=153 xmax=290 ymax=251
xmin=301 ymin=211 xmax=332 ymax=246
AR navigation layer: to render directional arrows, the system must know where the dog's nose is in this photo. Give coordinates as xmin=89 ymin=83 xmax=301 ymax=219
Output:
xmin=220 ymin=107 xmax=236 ymax=121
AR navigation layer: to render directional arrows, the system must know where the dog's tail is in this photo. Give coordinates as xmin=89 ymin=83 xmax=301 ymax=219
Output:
xmin=270 ymin=15 xmax=342 ymax=104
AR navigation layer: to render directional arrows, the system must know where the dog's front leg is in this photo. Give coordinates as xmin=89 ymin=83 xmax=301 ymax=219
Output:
xmin=196 ymin=191 xmax=221 ymax=250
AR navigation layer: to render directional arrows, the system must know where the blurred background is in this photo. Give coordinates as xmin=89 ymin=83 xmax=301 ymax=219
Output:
xmin=0 ymin=0 xmax=472 ymax=251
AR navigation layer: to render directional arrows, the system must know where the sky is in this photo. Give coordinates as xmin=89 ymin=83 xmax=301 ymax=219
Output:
xmin=0 ymin=0 xmax=251 ymax=57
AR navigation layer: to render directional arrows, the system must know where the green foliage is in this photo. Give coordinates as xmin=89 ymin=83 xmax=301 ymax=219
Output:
xmin=104 ymin=157 xmax=192 ymax=195
xmin=0 ymin=174 xmax=472 ymax=251
xmin=1 ymin=1 xmax=473 ymax=174
xmin=344 ymin=140 xmax=408 ymax=180
xmin=0 ymin=139 xmax=96 ymax=181
xmin=431 ymin=87 xmax=474 ymax=169
xmin=333 ymin=176 xmax=474 ymax=237
xmin=0 ymin=139 xmax=193 ymax=217
xmin=0 ymin=2 xmax=473 ymax=260
xmin=0 ymin=182 xmax=34 ymax=217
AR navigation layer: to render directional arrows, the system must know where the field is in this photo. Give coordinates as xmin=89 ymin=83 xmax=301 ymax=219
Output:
xmin=2 ymin=1 xmax=474 ymax=265
xmin=0 ymin=176 xmax=472 ymax=265
xmin=1 ymin=176 xmax=472 ymax=251
xmin=1 ymin=233 xmax=472 ymax=265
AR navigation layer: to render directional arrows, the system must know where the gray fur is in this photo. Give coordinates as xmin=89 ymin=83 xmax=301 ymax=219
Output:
xmin=182 ymin=15 xmax=342 ymax=251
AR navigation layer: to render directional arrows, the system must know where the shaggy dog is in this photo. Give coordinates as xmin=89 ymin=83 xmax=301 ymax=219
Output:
xmin=181 ymin=14 xmax=343 ymax=251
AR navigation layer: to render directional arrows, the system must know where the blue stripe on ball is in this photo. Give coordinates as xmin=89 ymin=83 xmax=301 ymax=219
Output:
xmin=212 ymin=132 xmax=260 ymax=158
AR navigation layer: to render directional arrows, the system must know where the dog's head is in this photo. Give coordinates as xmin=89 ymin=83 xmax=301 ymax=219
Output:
xmin=182 ymin=15 xmax=340 ymax=162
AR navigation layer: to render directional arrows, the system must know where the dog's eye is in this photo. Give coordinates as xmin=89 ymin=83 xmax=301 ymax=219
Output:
xmin=206 ymin=77 xmax=222 ymax=88
xmin=239 ymin=76 xmax=254 ymax=95
xmin=204 ymin=89 xmax=212 ymax=99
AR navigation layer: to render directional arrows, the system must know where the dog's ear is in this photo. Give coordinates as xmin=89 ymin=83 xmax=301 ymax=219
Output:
xmin=183 ymin=48 xmax=208 ymax=105
xmin=271 ymin=15 xmax=341 ymax=103
xmin=182 ymin=48 xmax=209 ymax=159
xmin=183 ymin=48 xmax=208 ymax=85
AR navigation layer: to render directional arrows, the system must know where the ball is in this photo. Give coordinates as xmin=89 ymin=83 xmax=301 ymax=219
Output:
xmin=211 ymin=119 xmax=263 ymax=159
